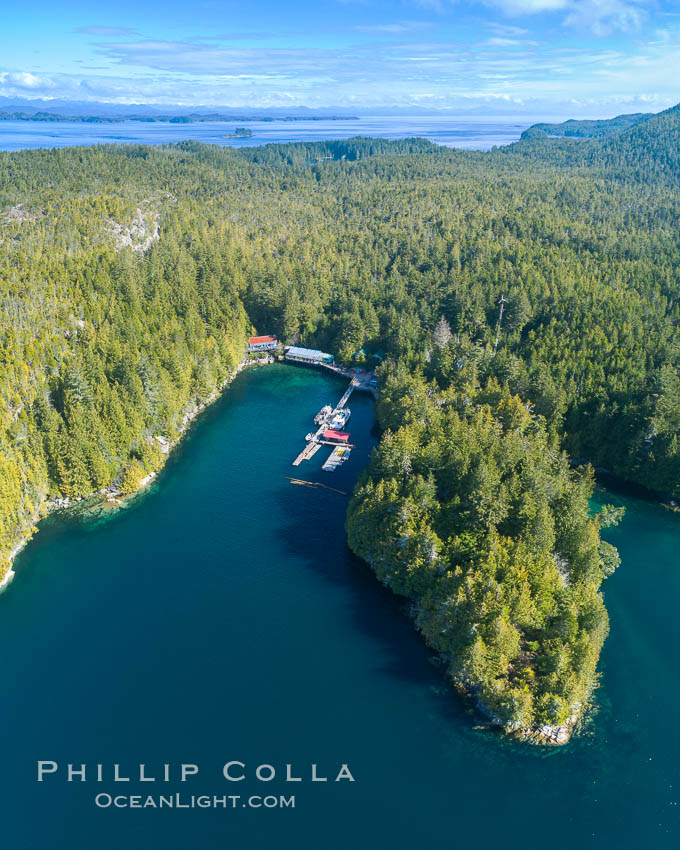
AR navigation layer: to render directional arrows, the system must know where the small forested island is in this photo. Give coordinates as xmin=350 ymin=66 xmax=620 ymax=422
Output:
xmin=227 ymin=128 xmax=253 ymax=138
xmin=2 ymin=103 xmax=680 ymax=742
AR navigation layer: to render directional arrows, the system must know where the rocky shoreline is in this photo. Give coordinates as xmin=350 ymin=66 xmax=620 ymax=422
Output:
xmin=452 ymin=677 xmax=582 ymax=746
xmin=0 ymin=354 xmax=273 ymax=588
xmin=0 ymin=570 xmax=15 ymax=593
xmin=413 ymin=609 xmax=584 ymax=746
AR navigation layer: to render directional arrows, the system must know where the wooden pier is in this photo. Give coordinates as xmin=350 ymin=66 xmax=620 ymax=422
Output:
xmin=336 ymin=377 xmax=357 ymax=409
xmin=285 ymin=343 xmax=380 ymax=468
xmin=292 ymin=440 xmax=322 ymax=466
xmin=317 ymin=439 xmax=355 ymax=448
xmin=291 ymin=376 xmax=359 ymax=466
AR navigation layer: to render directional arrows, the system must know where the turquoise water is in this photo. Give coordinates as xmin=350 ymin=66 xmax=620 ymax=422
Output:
xmin=1 ymin=364 xmax=678 ymax=849
xmin=0 ymin=116 xmax=535 ymax=152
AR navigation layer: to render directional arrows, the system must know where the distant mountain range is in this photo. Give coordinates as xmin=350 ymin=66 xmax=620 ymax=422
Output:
xmin=0 ymin=99 xmax=357 ymax=123
xmin=0 ymin=97 xmax=513 ymax=119
xmin=0 ymin=111 xmax=360 ymax=123
xmin=0 ymin=96 xmax=577 ymax=123
xmin=1 ymin=96 xmax=670 ymax=138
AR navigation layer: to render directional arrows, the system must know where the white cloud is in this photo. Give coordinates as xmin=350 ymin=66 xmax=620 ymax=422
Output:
xmin=563 ymin=0 xmax=647 ymax=36
xmin=355 ymin=21 xmax=432 ymax=34
xmin=75 ymin=26 xmax=137 ymax=37
xmin=483 ymin=0 xmax=648 ymax=35
xmin=0 ymin=13 xmax=678 ymax=114
xmin=486 ymin=23 xmax=531 ymax=35
xmin=0 ymin=72 xmax=53 ymax=90
xmin=485 ymin=0 xmax=569 ymax=11
xmin=485 ymin=36 xmax=536 ymax=45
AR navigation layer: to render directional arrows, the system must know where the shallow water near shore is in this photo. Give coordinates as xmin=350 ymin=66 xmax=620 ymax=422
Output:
xmin=0 ymin=364 xmax=678 ymax=849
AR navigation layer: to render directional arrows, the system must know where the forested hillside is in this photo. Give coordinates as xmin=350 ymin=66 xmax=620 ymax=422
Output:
xmin=521 ymin=111 xmax=651 ymax=140
xmin=1 ymin=104 xmax=679 ymax=737
xmin=347 ymin=378 xmax=621 ymax=738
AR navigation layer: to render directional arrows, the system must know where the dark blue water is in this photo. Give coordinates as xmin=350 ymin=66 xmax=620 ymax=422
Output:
xmin=0 ymin=116 xmax=537 ymax=152
xmin=1 ymin=364 xmax=678 ymax=849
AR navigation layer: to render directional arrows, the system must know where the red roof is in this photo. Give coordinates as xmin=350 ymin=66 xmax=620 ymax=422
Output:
xmin=249 ymin=335 xmax=277 ymax=345
xmin=323 ymin=429 xmax=350 ymax=442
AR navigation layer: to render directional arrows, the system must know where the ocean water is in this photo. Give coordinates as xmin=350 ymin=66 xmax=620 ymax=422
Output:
xmin=0 ymin=364 xmax=678 ymax=849
xmin=0 ymin=115 xmax=535 ymax=153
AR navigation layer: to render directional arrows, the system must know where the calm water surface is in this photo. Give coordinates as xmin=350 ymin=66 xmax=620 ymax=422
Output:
xmin=1 ymin=364 xmax=678 ymax=849
xmin=0 ymin=116 xmax=537 ymax=152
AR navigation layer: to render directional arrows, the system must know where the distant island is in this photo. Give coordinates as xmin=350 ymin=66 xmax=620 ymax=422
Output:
xmin=521 ymin=111 xmax=651 ymax=140
xmin=226 ymin=128 xmax=253 ymax=138
xmin=0 ymin=110 xmax=357 ymax=124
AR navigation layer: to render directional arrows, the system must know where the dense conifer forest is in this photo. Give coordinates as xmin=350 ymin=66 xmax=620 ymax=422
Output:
xmin=1 ymin=103 xmax=679 ymax=737
xmin=521 ymin=111 xmax=651 ymax=140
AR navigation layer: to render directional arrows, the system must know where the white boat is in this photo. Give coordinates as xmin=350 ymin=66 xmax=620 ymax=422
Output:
xmin=314 ymin=405 xmax=332 ymax=425
xmin=328 ymin=407 xmax=351 ymax=430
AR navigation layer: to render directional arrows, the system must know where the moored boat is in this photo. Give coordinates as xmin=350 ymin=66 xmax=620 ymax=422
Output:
xmin=328 ymin=407 xmax=351 ymax=430
xmin=314 ymin=405 xmax=332 ymax=425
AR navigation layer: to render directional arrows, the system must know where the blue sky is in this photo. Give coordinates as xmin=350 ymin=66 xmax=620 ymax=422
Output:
xmin=1 ymin=0 xmax=679 ymax=116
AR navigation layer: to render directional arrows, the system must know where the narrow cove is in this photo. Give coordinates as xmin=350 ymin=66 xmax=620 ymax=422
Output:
xmin=1 ymin=363 xmax=678 ymax=849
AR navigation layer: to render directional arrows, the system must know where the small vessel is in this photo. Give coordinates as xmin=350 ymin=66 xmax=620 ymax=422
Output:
xmin=328 ymin=407 xmax=351 ymax=430
xmin=314 ymin=405 xmax=332 ymax=425
xmin=305 ymin=432 xmax=316 ymax=442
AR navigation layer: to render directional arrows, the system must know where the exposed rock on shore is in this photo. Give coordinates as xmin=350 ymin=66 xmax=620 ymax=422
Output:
xmin=1 ymin=355 xmax=271 ymax=584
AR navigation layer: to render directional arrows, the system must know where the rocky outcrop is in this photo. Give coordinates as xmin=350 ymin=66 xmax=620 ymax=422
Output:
xmin=107 ymin=205 xmax=160 ymax=253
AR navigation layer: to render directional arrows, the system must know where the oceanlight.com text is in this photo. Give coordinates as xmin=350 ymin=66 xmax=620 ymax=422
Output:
xmin=94 ymin=793 xmax=296 ymax=809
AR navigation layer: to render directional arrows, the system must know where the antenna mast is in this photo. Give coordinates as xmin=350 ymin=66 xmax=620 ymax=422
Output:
xmin=493 ymin=295 xmax=508 ymax=355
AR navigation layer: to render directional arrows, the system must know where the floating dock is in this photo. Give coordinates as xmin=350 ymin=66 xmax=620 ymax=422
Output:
xmin=287 ymin=354 xmax=377 ymax=469
xmin=292 ymin=376 xmax=358 ymax=468
xmin=322 ymin=445 xmax=352 ymax=472
xmin=292 ymin=441 xmax=322 ymax=466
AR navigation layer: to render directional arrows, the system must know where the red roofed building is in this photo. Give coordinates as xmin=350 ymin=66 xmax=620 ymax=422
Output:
xmin=249 ymin=335 xmax=278 ymax=351
xmin=323 ymin=429 xmax=350 ymax=442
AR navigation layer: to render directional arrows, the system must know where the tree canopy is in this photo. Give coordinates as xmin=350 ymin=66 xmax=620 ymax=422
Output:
xmin=2 ymin=105 xmax=680 ymax=734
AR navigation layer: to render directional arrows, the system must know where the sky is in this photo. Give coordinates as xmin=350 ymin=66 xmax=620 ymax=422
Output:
xmin=1 ymin=0 xmax=679 ymax=116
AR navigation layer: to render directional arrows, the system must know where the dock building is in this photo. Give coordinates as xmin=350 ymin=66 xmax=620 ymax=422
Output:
xmin=285 ymin=346 xmax=335 ymax=365
xmin=249 ymin=335 xmax=278 ymax=351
